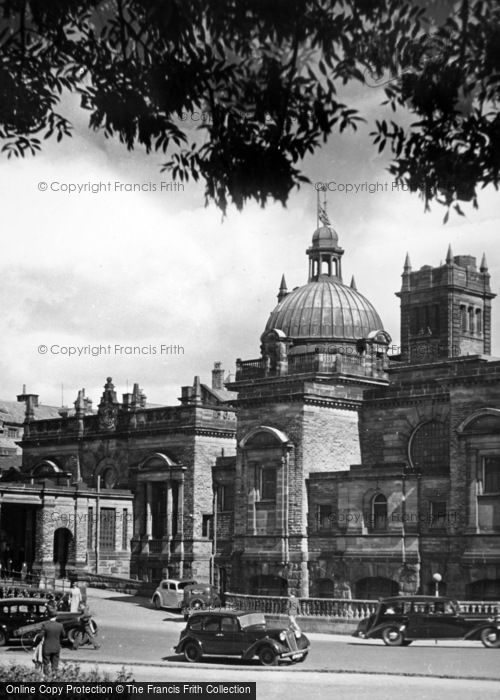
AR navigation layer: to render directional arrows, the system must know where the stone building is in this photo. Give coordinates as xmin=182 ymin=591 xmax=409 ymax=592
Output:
xmin=213 ymin=224 xmax=500 ymax=600
xmin=4 ymin=213 xmax=500 ymax=601
xmin=6 ymin=368 xmax=236 ymax=581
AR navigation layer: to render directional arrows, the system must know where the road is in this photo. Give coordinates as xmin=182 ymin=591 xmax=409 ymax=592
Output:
xmin=0 ymin=588 xmax=499 ymax=699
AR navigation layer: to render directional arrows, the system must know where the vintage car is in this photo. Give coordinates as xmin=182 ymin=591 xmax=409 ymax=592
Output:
xmin=152 ymin=579 xmax=220 ymax=614
xmin=181 ymin=583 xmax=221 ymax=617
xmin=0 ymin=597 xmax=91 ymax=647
xmin=174 ymin=610 xmax=310 ymax=665
xmin=151 ymin=579 xmax=198 ymax=610
xmin=353 ymin=595 xmax=500 ymax=647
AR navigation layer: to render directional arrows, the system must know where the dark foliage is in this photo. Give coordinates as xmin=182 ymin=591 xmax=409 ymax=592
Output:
xmin=0 ymin=0 xmax=498 ymax=215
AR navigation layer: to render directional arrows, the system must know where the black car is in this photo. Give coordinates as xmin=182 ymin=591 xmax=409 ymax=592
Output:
xmin=353 ymin=595 xmax=500 ymax=647
xmin=0 ymin=598 xmax=88 ymax=647
xmin=174 ymin=610 xmax=310 ymax=665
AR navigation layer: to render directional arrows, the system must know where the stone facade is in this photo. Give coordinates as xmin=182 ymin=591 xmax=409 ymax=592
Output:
xmin=213 ymin=232 xmax=500 ymax=601
xmin=3 ymin=220 xmax=500 ymax=602
xmin=6 ymin=370 xmax=236 ymax=581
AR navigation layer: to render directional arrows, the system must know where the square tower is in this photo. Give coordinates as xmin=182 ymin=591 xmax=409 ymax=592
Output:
xmin=396 ymin=248 xmax=495 ymax=364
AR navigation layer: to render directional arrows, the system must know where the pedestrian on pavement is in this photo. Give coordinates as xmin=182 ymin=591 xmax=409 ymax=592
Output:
xmin=69 ymin=582 xmax=82 ymax=613
xmin=72 ymin=604 xmax=100 ymax=650
xmin=41 ymin=606 xmax=63 ymax=676
xmin=286 ymin=592 xmax=301 ymax=637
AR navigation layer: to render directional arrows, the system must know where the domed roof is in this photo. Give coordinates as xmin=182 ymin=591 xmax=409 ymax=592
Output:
xmin=265 ymin=278 xmax=383 ymax=340
xmin=312 ymin=225 xmax=339 ymax=248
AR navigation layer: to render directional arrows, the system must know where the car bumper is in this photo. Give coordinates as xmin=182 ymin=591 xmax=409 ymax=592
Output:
xmin=278 ymin=648 xmax=308 ymax=661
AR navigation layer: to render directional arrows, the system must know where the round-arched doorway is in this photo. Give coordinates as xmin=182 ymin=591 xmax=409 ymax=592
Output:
xmin=53 ymin=528 xmax=73 ymax=578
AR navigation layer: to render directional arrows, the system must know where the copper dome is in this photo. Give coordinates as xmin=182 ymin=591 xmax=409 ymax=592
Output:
xmin=265 ymin=277 xmax=384 ymax=340
xmin=312 ymin=225 xmax=338 ymax=247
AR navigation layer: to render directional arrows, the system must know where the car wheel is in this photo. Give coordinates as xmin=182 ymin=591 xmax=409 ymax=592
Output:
xmin=381 ymin=627 xmax=405 ymax=646
xmin=184 ymin=641 xmax=202 ymax=663
xmin=480 ymin=627 xmax=500 ymax=648
xmin=0 ymin=629 xmax=6 ymax=647
xmin=258 ymin=646 xmax=278 ymax=666
xmin=189 ymin=598 xmax=204 ymax=611
xmin=153 ymin=596 xmax=162 ymax=610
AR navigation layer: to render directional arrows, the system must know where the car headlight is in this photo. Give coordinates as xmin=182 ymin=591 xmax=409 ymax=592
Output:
xmin=279 ymin=631 xmax=287 ymax=641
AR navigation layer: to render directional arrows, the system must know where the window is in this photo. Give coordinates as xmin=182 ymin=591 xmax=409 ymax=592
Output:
xmin=99 ymin=508 xmax=116 ymax=551
xmin=468 ymin=306 xmax=474 ymax=334
xmin=484 ymin=456 xmax=500 ymax=493
xmin=476 ymin=308 xmax=482 ymax=334
xmin=7 ymin=428 xmax=18 ymax=439
xmin=316 ymin=504 xmax=332 ymax=531
xmin=260 ymin=467 xmax=277 ymax=502
xmin=460 ymin=305 xmax=467 ymax=332
xmin=370 ymin=494 xmax=387 ymax=531
xmin=409 ymin=421 xmax=449 ymax=474
xmin=217 ymin=484 xmax=234 ymax=512
xmin=221 ymin=617 xmax=239 ymax=632
xmin=87 ymin=507 xmax=94 ymax=549
xmin=430 ymin=501 xmax=447 ymax=527
xmin=121 ymin=509 xmax=128 ymax=550
xmin=202 ymin=514 xmax=213 ymax=539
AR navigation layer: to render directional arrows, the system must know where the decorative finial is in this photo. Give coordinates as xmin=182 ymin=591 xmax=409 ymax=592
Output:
xmin=446 ymin=244 xmax=453 ymax=264
xmin=350 ymin=275 xmax=357 ymax=291
xmin=480 ymin=252 xmax=488 ymax=272
xmin=278 ymin=274 xmax=288 ymax=302
xmin=403 ymin=252 xmax=412 ymax=272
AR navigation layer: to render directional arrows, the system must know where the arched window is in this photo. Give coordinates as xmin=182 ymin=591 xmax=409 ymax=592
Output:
xmin=370 ymin=493 xmax=387 ymax=531
xmin=460 ymin=305 xmax=467 ymax=332
xmin=476 ymin=308 xmax=482 ymax=334
xmin=355 ymin=577 xmax=399 ymax=600
xmin=468 ymin=307 xmax=474 ymax=333
xmin=409 ymin=421 xmax=449 ymax=474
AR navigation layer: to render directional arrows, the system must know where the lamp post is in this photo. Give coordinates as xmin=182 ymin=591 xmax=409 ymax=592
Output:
xmin=433 ymin=572 xmax=442 ymax=597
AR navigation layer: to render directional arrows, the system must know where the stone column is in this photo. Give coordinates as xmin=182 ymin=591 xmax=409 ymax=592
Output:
xmin=145 ymin=482 xmax=153 ymax=540
xmin=165 ymin=482 xmax=173 ymax=541
xmin=178 ymin=478 xmax=184 ymax=575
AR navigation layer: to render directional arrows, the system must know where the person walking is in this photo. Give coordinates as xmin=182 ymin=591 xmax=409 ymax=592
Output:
xmin=69 ymin=582 xmax=82 ymax=613
xmin=41 ymin=607 xmax=63 ymax=676
xmin=286 ymin=592 xmax=301 ymax=637
xmin=72 ymin=604 xmax=100 ymax=650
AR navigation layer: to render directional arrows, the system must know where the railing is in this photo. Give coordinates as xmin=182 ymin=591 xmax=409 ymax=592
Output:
xmin=0 ymin=573 xmax=70 ymax=596
xmin=225 ymin=593 xmax=500 ymax=619
xmin=459 ymin=600 xmax=500 ymax=615
xmin=235 ymin=353 xmax=388 ymax=381
xmin=225 ymin=593 xmax=377 ymax=619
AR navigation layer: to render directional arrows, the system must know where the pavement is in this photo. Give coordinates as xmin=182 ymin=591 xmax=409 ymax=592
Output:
xmin=1 ymin=588 xmax=499 ymax=683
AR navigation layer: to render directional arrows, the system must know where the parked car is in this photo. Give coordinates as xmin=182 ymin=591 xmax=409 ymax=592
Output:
xmin=174 ymin=609 xmax=310 ymax=665
xmin=152 ymin=579 xmax=198 ymax=610
xmin=152 ymin=579 xmax=221 ymax=614
xmin=353 ymin=595 xmax=500 ymax=647
xmin=0 ymin=597 xmax=93 ymax=647
xmin=181 ymin=583 xmax=221 ymax=617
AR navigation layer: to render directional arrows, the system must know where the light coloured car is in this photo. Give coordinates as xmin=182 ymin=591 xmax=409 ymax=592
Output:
xmin=152 ymin=579 xmax=197 ymax=610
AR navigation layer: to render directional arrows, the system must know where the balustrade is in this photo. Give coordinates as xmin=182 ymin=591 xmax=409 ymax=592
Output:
xmin=225 ymin=593 xmax=499 ymax=619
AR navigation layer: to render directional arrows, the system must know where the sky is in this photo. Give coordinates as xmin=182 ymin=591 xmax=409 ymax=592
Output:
xmin=1 ymin=76 xmax=499 ymax=411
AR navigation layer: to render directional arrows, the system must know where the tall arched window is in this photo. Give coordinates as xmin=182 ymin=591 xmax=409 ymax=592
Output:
xmin=468 ymin=307 xmax=474 ymax=333
xmin=409 ymin=421 xmax=449 ymax=474
xmin=476 ymin=308 xmax=482 ymax=334
xmin=460 ymin=305 xmax=467 ymax=332
xmin=370 ymin=494 xmax=387 ymax=531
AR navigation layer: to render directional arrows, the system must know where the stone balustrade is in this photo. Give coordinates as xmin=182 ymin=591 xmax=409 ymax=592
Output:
xmin=225 ymin=593 xmax=500 ymax=618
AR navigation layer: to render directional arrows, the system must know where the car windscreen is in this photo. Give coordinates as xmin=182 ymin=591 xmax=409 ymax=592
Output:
xmin=178 ymin=581 xmax=197 ymax=590
xmin=239 ymin=613 xmax=266 ymax=628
